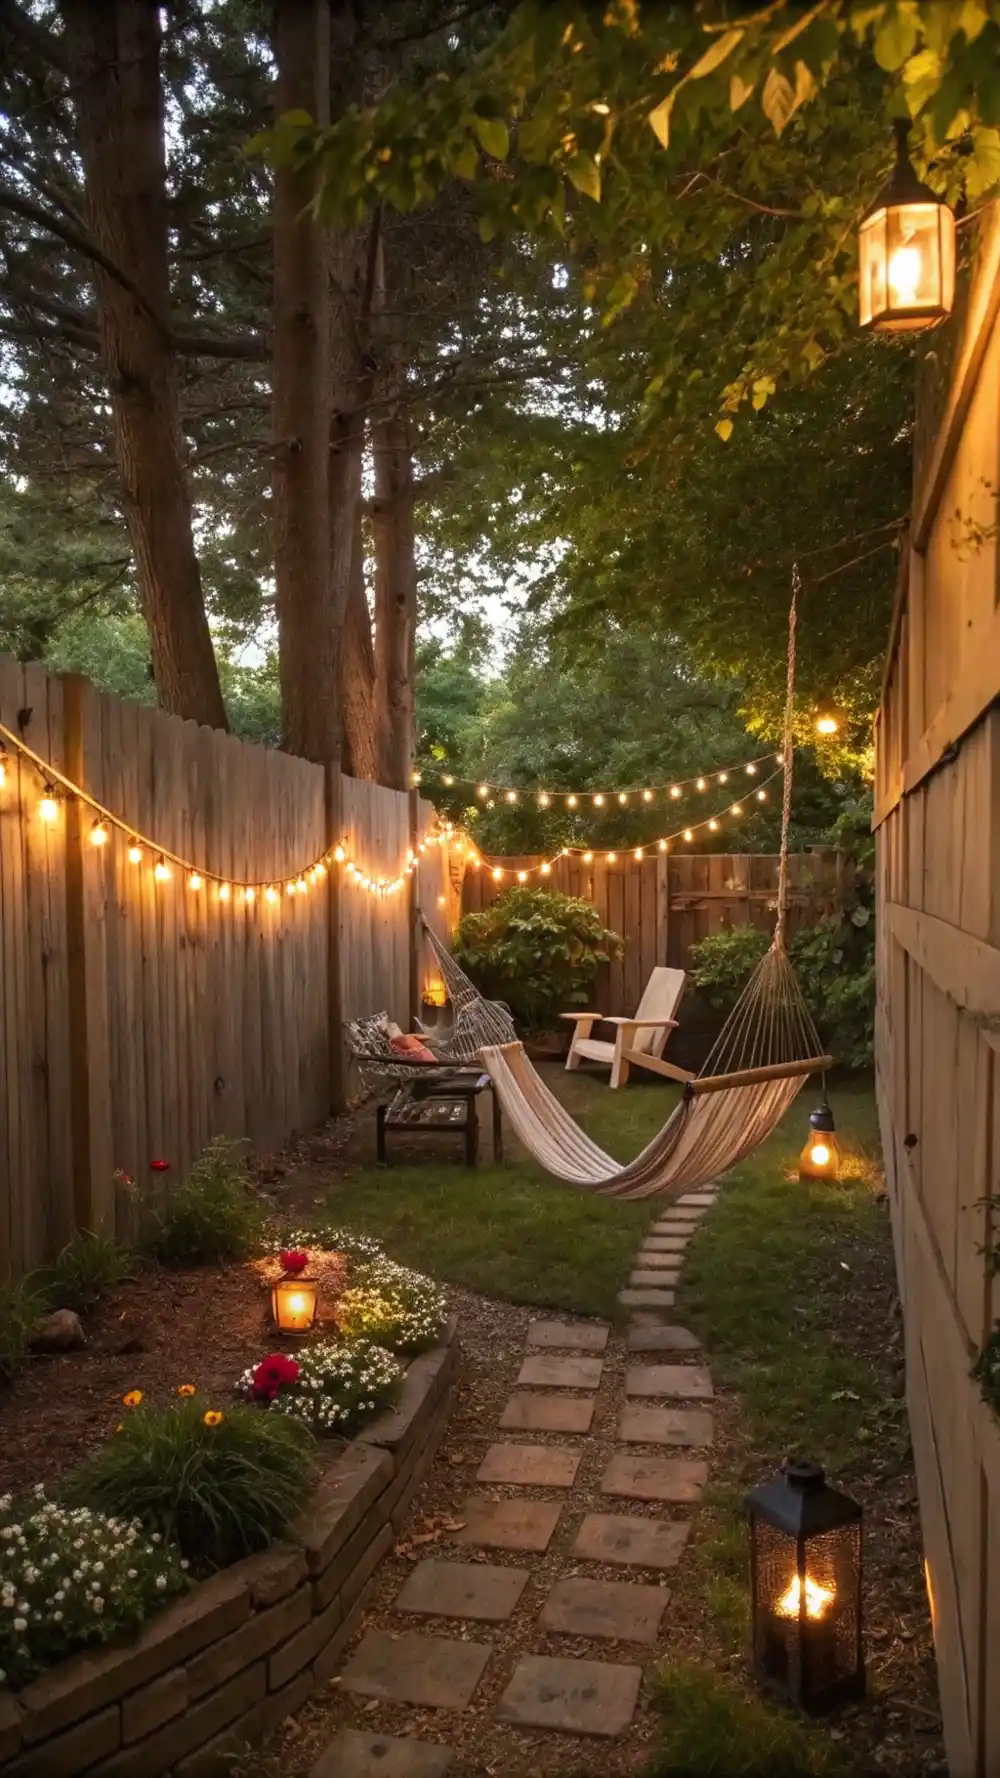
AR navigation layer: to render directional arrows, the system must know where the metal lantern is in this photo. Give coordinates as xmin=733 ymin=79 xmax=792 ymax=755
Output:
xmin=271 ymin=1277 xmax=318 ymax=1334
xmin=858 ymin=120 xmax=955 ymax=333
xmin=799 ymin=1101 xmax=841 ymax=1183
xmin=746 ymin=1461 xmax=864 ymax=1714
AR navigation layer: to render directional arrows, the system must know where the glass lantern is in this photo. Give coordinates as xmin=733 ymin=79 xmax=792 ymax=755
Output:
xmin=746 ymin=1461 xmax=864 ymax=1714
xmin=271 ymin=1277 xmax=318 ymax=1334
xmin=858 ymin=120 xmax=955 ymax=333
xmin=799 ymin=1102 xmax=841 ymax=1183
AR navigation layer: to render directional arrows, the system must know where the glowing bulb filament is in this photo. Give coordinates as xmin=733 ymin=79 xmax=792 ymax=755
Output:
xmin=218 ymin=882 xmax=231 ymax=902
xmin=593 ymin=793 xmax=604 ymax=807
xmin=583 ymin=851 xmax=593 ymax=863
xmin=567 ymin=795 xmax=578 ymax=809
xmin=188 ymin=872 xmax=203 ymax=891
xmin=506 ymin=790 xmax=518 ymax=804
xmin=607 ymin=851 xmax=617 ymax=863
xmin=89 ymin=820 xmax=108 ymax=848
xmin=776 ymin=1574 xmax=834 ymax=1621
xmin=888 ymin=241 xmax=922 ymax=304
xmin=643 ymin=789 xmax=653 ymax=802
xmin=128 ymin=843 xmax=143 ymax=865
xmin=39 ymin=793 xmax=59 ymax=824
xmin=810 ymin=1143 xmax=831 ymax=1168
xmin=154 ymin=857 xmax=171 ymax=882
xmin=540 ymin=862 xmax=551 ymax=875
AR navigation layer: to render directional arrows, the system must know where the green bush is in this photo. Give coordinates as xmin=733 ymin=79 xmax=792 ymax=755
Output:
xmin=454 ymin=885 xmax=623 ymax=1031
xmin=66 ymin=1395 xmax=317 ymax=1572
xmin=0 ymin=1282 xmax=45 ymax=1384
xmin=35 ymin=1231 xmax=136 ymax=1316
xmin=147 ymin=1137 xmax=263 ymax=1265
xmin=0 ymin=1488 xmax=187 ymax=1686
xmin=690 ymin=917 xmax=875 ymax=1071
xmin=649 ymin=1662 xmax=846 ymax=1778
xmin=337 ymin=1257 xmax=449 ymax=1354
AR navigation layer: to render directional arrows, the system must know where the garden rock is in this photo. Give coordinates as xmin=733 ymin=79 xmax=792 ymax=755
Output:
xmin=29 ymin=1309 xmax=86 ymax=1352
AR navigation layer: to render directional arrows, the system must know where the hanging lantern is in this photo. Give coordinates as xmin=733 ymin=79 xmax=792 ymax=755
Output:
xmin=814 ymin=710 xmax=840 ymax=736
xmin=746 ymin=1461 xmax=864 ymax=1714
xmin=271 ymin=1276 xmax=318 ymax=1334
xmin=799 ymin=1102 xmax=841 ymax=1182
xmin=858 ymin=120 xmax=955 ymax=333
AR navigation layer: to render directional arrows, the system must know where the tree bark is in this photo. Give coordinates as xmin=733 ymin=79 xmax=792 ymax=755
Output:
xmin=373 ymin=381 xmax=417 ymax=790
xmin=272 ymin=0 xmax=333 ymax=761
xmin=60 ymin=0 xmax=228 ymax=729
xmin=341 ymin=506 xmax=379 ymax=778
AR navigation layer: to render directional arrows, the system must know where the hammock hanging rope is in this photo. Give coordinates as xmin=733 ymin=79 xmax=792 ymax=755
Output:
xmin=473 ymin=570 xmax=834 ymax=1198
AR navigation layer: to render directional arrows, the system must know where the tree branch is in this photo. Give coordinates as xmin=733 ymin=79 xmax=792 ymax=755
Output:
xmin=0 ymin=184 xmax=166 ymax=327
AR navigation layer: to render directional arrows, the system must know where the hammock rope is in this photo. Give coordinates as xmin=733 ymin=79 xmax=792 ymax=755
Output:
xmin=428 ymin=577 xmax=832 ymax=1197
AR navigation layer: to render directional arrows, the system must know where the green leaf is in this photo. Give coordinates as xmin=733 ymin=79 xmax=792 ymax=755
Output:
xmin=565 ymin=151 xmax=602 ymax=202
xmin=688 ymin=27 xmax=744 ymax=80
xmin=730 ymin=74 xmax=756 ymax=112
xmin=958 ymin=0 xmax=989 ymax=43
xmin=715 ymin=417 xmax=734 ymax=441
xmin=451 ymin=138 xmax=479 ymax=180
xmin=874 ymin=4 xmax=920 ymax=72
xmin=761 ymin=67 xmax=796 ymax=135
xmin=472 ymin=115 xmax=510 ymax=161
xmin=648 ymin=92 xmax=676 ymax=149
xmin=478 ymin=210 xmax=499 ymax=242
xmin=966 ymin=125 xmax=1000 ymax=199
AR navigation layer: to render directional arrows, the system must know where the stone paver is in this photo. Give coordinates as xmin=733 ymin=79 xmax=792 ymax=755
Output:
xmin=516 ymin=1354 xmax=604 ymax=1390
xmin=652 ymin=1209 xmax=705 ymax=1228
xmin=618 ymin=1287 xmax=675 ymax=1309
xmin=641 ymin=1234 xmax=689 ymax=1251
xmin=500 ymin=1393 xmax=595 ymax=1433
xmin=573 ymin=1512 xmax=690 ymax=1571
xmin=455 ymin=1496 xmax=562 ymax=1552
xmin=496 ymin=1654 xmax=642 ymax=1737
xmin=476 ymin=1442 xmax=581 ymax=1488
xmin=395 ymin=1558 xmax=530 ymax=1622
xmin=676 ymin=1191 xmax=716 ymax=1206
xmin=312 ymin=1729 xmax=455 ymax=1777
xmin=539 ymin=1575 xmax=669 ymax=1644
xmin=636 ymin=1249 xmax=684 ymax=1270
xmin=630 ymin=1268 xmax=681 ymax=1289
xmin=600 ymin=1451 xmax=709 ymax=1504
xmin=527 ymin=1320 xmax=609 ymax=1352
xmin=625 ymin=1364 xmax=714 ymax=1400
xmin=626 ymin=1324 xmax=701 ymax=1353
xmin=618 ymin=1404 xmax=714 ymax=1446
xmin=340 ymin=1630 xmax=491 ymax=1710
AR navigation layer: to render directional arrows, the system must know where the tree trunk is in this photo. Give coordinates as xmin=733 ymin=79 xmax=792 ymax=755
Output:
xmin=272 ymin=0 xmax=333 ymax=762
xmin=60 ymin=0 xmax=228 ymax=730
xmin=373 ymin=392 xmax=417 ymax=790
xmin=341 ymin=505 xmax=379 ymax=778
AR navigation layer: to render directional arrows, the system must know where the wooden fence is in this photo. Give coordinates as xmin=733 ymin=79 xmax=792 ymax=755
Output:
xmin=0 ymin=657 xmax=450 ymax=1277
xmin=461 ymin=849 xmax=845 ymax=1016
xmin=874 ymin=208 xmax=1000 ymax=1775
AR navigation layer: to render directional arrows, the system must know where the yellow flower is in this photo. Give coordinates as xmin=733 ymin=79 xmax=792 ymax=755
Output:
xmin=203 ymin=1410 xmax=223 ymax=1428
xmin=176 ymin=1384 xmax=196 ymax=1397
xmin=115 ymin=1422 xmax=124 ymax=1434
xmin=122 ymin=1389 xmax=143 ymax=1408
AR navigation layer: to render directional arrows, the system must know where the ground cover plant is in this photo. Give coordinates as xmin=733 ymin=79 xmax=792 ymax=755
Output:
xmin=237 ymin=1341 xmax=402 ymax=1437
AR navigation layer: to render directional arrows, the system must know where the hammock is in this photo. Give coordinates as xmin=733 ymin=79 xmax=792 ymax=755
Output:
xmin=477 ymin=574 xmax=833 ymax=1198
xmin=420 ymin=920 xmax=518 ymax=1060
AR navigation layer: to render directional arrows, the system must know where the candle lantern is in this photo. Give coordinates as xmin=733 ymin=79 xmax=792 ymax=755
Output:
xmin=271 ymin=1277 xmax=318 ymax=1334
xmin=858 ymin=120 xmax=955 ymax=333
xmin=799 ymin=1102 xmax=841 ymax=1183
xmin=746 ymin=1461 xmax=864 ymax=1714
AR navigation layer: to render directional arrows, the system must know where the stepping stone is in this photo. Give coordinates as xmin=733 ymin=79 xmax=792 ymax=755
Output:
xmin=619 ymin=1288 xmax=675 ymax=1309
xmin=539 ymin=1575 xmax=669 ymax=1645
xmin=573 ymin=1512 xmax=690 ymax=1571
xmin=395 ymin=1558 xmax=530 ymax=1622
xmin=619 ymin=1404 xmax=714 ymax=1447
xmin=516 ymin=1354 xmax=603 ymax=1390
xmin=635 ymin=1250 xmax=683 ymax=1271
xmin=653 ymin=1209 xmax=705 ymax=1227
xmin=641 ymin=1234 xmax=689 ymax=1251
xmin=630 ymin=1269 xmax=681 ymax=1289
xmin=454 ymin=1496 xmax=562 ymax=1552
xmin=527 ymin=1319 xmax=609 ymax=1351
xmin=477 ymin=1442 xmax=581 ymax=1488
xmin=677 ymin=1191 xmax=716 ymax=1206
xmin=627 ymin=1324 xmax=701 ymax=1353
xmin=601 ymin=1452 xmax=709 ymax=1504
xmin=496 ymin=1653 xmax=641 ymax=1737
xmin=313 ymin=1729 xmax=455 ymax=1777
xmin=626 ymin=1364 xmax=714 ymax=1400
xmin=500 ymin=1393 xmax=595 ymax=1434
xmin=340 ymin=1630 xmax=490 ymax=1710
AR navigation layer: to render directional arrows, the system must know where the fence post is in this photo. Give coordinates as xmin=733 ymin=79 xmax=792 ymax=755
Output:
xmin=408 ymin=787 xmax=420 ymax=1028
xmin=62 ymin=675 xmax=114 ymax=1236
xmin=656 ymin=851 xmax=670 ymax=966
xmin=324 ymin=762 xmax=347 ymax=1114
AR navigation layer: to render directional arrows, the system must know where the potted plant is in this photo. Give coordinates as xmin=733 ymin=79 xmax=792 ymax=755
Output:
xmin=454 ymin=885 xmax=623 ymax=1056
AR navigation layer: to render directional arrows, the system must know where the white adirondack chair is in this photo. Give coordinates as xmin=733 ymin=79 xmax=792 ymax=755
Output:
xmin=561 ymin=966 xmax=693 ymax=1090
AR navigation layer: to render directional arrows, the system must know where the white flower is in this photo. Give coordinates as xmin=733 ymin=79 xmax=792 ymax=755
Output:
xmin=155 ymin=1575 xmax=168 ymax=1591
xmin=12 ymin=1618 xmax=25 ymax=1632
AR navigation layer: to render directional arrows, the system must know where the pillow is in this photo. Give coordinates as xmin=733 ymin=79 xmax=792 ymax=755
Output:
xmin=389 ymin=1034 xmax=438 ymax=1064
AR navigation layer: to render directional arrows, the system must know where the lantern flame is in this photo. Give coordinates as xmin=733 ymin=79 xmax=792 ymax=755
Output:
xmin=810 ymin=1143 xmax=831 ymax=1168
xmin=777 ymin=1573 xmax=834 ymax=1620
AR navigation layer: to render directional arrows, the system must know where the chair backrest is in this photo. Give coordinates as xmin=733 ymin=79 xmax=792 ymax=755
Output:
xmin=631 ymin=967 xmax=687 ymax=1057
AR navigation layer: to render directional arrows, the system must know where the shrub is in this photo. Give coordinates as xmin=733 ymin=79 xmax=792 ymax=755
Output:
xmin=0 ymin=1283 xmax=44 ymax=1384
xmin=454 ymin=885 xmax=623 ymax=1030
xmin=0 ymin=1487 xmax=187 ymax=1686
xmin=689 ymin=917 xmax=875 ymax=1071
xmin=973 ymin=1323 xmax=1000 ymax=1415
xmin=282 ymin=1223 xmax=384 ymax=1266
xmin=35 ymin=1231 xmax=136 ymax=1316
xmin=687 ymin=925 xmax=769 ymax=1013
xmin=66 ymin=1394 xmax=316 ymax=1571
xmin=237 ymin=1340 xmax=402 ymax=1436
xmin=337 ymin=1257 xmax=449 ymax=1354
xmin=148 ymin=1137 xmax=264 ymax=1265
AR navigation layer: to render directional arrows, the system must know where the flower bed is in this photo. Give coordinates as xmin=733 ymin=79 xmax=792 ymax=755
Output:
xmin=0 ymin=1320 xmax=459 ymax=1776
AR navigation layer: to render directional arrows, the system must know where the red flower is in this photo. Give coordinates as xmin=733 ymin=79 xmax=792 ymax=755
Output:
xmin=251 ymin=1353 xmax=301 ymax=1402
xmin=278 ymin=1250 xmax=309 ymax=1275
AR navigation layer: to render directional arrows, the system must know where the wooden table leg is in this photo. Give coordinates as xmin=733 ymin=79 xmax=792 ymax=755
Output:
xmin=492 ymin=1087 xmax=504 ymax=1162
xmin=465 ymin=1101 xmax=479 ymax=1167
xmin=376 ymin=1102 xmax=388 ymax=1165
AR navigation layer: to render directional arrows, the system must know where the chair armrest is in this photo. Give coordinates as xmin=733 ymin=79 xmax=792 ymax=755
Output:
xmin=605 ymin=1017 xmax=679 ymax=1030
xmin=560 ymin=1012 xmax=599 ymax=1022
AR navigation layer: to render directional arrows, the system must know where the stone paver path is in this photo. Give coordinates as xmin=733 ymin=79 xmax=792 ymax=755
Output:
xmin=310 ymin=1183 xmax=719 ymax=1776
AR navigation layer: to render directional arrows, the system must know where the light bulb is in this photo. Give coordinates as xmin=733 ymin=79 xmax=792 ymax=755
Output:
xmin=607 ymin=850 xmax=617 ymax=863
xmin=506 ymin=789 xmax=517 ymax=804
xmin=315 ymin=861 xmax=326 ymax=876
xmin=593 ymin=793 xmax=604 ymax=807
xmin=243 ymin=886 xmax=255 ymax=904
xmin=411 ymin=770 xmax=421 ymax=785
xmin=334 ymin=845 xmax=345 ymax=863
xmin=567 ymin=794 xmax=578 ymax=808
xmin=757 ymin=789 xmax=767 ymax=802
xmin=746 ymin=762 xmax=757 ymax=775
xmin=517 ymin=870 xmax=527 ymax=883
xmin=39 ymin=793 xmax=59 ymax=823
xmin=659 ymin=839 xmax=668 ymax=852
xmin=816 ymin=715 xmax=839 ymax=736
xmin=154 ymin=857 xmax=171 ymax=882
xmin=89 ymin=820 xmax=108 ymax=848
xmin=540 ymin=862 xmax=551 ymax=875
xmin=709 ymin=819 xmax=719 ymax=832
xmin=731 ymin=804 xmax=743 ymax=816
xmin=670 ymin=785 xmax=681 ymax=799
xmin=777 ymin=752 xmax=785 ymax=764
xmin=492 ymin=867 xmax=502 ymax=881
xmin=538 ymin=792 xmax=550 ymax=808
xmin=810 ymin=1142 xmax=831 ymax=1168
xmin=265 ymin=885 xmax=279 ymax=904
xmin=718 ymin=772 xmax=728 ymax=784
xmin=188 ymin=872 xmax=203 ymax=891
xmin=643 ymin=789 xmax=653 ymax=802
xmin=286 ymin=881 xmax=297 ymax=896
xmin=618 ymin=792 xmax=627 ymax=805
xmin=888 ymin=241 xmax=923 ymax=304
xmin=128 ymin=843 xmax=142 ymax=864
xmin=296 ymin=877 xmax=307 ymax=893
xmin=696 ymin=777 xmax=706 ymax=791
xmin=478 ymin=784 xmax=488 ymax=798
xmin=218 ymin=882 xmax=231 ymax=902
xmin=683 ymin=829 xmax=693 ymax=842
xmin=583 ymin=850 xmax=593 ymax=863
xmin=442 ymin=774 xmax=454 ymax=786
xmin=633 ymin=847 xmax=642 ymax=860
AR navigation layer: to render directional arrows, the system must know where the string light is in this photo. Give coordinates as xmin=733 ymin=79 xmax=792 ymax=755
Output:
xmin=757 ymin=789 xmax=767 ymax=802
xmin=218 ymin=883 xmax=231 ymax=902
xmin=412 ymin=748 xmax=782 ymax=803
xmin=506 ymin=790 xmax=518 ymax=804
xmin=696 ymin=777 xmax=706 ymax=791
xmin=746 ymin=763 xmax=757 ymax=775
xmin=265 ymin=885 xmax=279 ymax=905
xmin=583 ymin=850 xmax=593 ymax=862
xmin=334 ymin=845 xmax=345 ymax=863
xmin=540 ymin=862 xmax=551 ymax=875
xmin=607 ymin=850 xmax=617 ymax=862
xmin=538 ymin=792 xmax=550 ymax=808
xmin=442 ymin=774 xmax=454 ymax=786
xmin=659 ymin=839 xmax=668 ymax=852
xmin=295 ymin=877 xmax=307 ymax=893
xmin=492 ymin=867 xmax=503 ymax=881
xmin=618 ymin=792 xmax=628 ymax=805
xmin=517 ymin=869 xmax=527 ymax=882
xmin=633 ymin=847 xmax=643 ymax=860
xmin=670 ymin=785 xmax=681 ymax=799
xmin=718 ymin=772 xmax=728 ymax=784
xmin=593 ymin=793 xmax=604 ymax=807
xmin=243 ymin=886 xmax=255 ymax=904
xmin=189 ymin=872 xmax=203 ymax=891
xmin=683 ymin=829 xmax=694 ymax=842
xmin=39 ymin=789 xmax=59 ymax=824
xmin=154 ymin=857 xmax=171 ymax=882
xmin=708 ymin=819 xmax=719 ymax=832
xmin=567 ymin=795 xmax=578 ymax=808
xmin=128 ymin=841 xmax=143 ymax=865
xmin=478 ymin=784 xmax=488 ymax=798
xmin=643 ymin=789 xmax=653 ymax=802
xmin=89 ymin=820 xmax=109 ymax=848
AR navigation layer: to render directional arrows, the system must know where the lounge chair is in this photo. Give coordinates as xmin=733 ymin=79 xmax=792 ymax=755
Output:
xmin=561 ymin=965 xmax=694 ymax=1090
